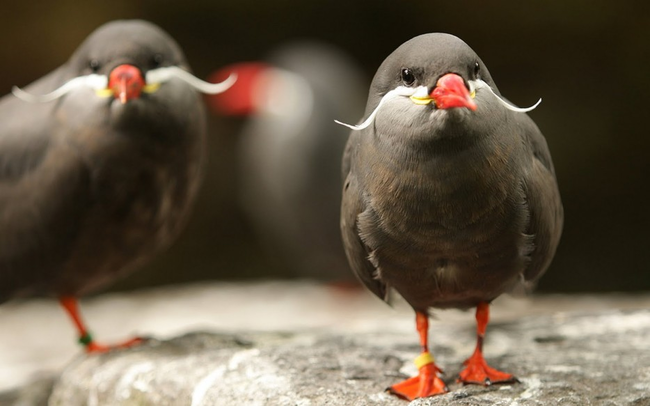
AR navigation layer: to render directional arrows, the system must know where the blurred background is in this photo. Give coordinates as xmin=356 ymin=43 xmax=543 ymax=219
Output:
xmin=0 ymin=0 xmax=648 ymax=294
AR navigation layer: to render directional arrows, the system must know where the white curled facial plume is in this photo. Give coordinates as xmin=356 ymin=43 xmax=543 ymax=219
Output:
xmin=335 ymin=80 xmax=541 ymax=131
xmin=334 ymin=86 xmax=415 ymax=130
xmin=12 ymin=75 xmax=108 ymax=103
xmin=469 ymin=80 xmax=541 ymax=113
xmin=144 ymin=66 xmax=237 ymax=94
xmin=12 ymin=66 xmax=237 ymax=103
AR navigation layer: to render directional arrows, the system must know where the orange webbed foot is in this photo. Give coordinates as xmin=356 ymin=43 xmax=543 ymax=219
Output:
xmin=458 ymin=302 xmax=519 ymax=386
xmin=388 ymin=354 xmax=448 ymax=400
xmin=457 ymin=350 xmax=517 ymax=386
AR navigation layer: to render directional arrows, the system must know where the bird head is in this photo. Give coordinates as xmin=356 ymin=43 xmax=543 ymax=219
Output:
xmin=335 ymin=33 xmax=540 ymax=133
xmin=12 ymin=20 xmax=236 ymax=105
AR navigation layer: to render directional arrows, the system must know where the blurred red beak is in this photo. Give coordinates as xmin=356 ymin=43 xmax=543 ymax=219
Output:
xmin=431 ymin=73 xmax=477 ymax=111
xmin=205 ymin=62 xmax=269 ymax=116
xmin=108 ymin=65 xmax=145 ymax=104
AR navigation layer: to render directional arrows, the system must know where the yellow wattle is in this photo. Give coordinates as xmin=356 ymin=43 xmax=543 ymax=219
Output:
xmin=410 ymin=95 xmax=433 ymax=105
xmin=143 ymin=83 xmax=161 ymax=94
xmin=94 ymin=88 xmax=114 ymax=98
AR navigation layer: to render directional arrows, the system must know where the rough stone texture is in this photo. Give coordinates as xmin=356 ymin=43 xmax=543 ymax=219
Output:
xmin=1 ymin=282 xmax=649 ymax=405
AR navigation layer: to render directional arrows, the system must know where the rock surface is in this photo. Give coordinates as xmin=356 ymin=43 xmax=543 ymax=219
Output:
xmin=1 ymin=282 xmax=649 ymax=405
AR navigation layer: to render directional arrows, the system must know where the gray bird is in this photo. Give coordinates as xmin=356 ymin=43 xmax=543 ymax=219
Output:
xmin=0 ymin=20 xmax=234 ymax=352
xmin=208 ymin=42 xmax=366 ymax=283
xmin=339 ymin=33 xmax=563 ymax=399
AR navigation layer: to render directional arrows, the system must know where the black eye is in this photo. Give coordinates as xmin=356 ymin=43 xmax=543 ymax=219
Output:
xmin=89 ymin=59 xmax=101 ymax=73
xmin=474 ymin=62 xmax=480 ymax=77
xmin=401 ymin=68 xmax=415 ymax=86
xmin=152 ymin=54 xmax=164 ymax=68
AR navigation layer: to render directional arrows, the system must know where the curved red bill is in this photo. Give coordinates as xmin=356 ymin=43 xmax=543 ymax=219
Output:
xmin=108 ymin=64 xmax=145 ymax=104
xmin=431 ymin=73 xmax=477 ymax=111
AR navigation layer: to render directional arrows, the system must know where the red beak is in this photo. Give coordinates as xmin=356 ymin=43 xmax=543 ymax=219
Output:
xmin=108 ymin=65 xmax=145 ymax=104
xmin=431 ymin=73 xmax=477 ymax=111
xmin=205 ymin=62 xmax=269 ymax=116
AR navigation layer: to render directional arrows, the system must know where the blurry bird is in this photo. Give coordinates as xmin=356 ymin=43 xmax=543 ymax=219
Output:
xmin=207 ymin=42 xmax=366 ymax=283
xmin=0 ymin=20 xmax=235 ymax=352
xmin=339 ymin=33 xmax=563 ymax=399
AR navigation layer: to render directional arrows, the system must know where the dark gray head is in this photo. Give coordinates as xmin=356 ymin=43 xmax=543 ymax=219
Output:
xmin=337 ymin=33 xmax=539 ymax=144
xmin=31 ymin=20 xmax=199 ymax=133
xmin=68 ymin=20 xmax=188 ymax=79
xmin=370 ymin=34 xmax=497 ymax=139
xmin=12 ymin=19 xmax=235 ymax=112
xmin=370 ymin=33 xmax=497 ymax=103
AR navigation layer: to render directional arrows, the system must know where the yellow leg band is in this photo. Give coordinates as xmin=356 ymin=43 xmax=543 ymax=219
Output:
xmin=414 ymin=352 xmax=434 ymax=369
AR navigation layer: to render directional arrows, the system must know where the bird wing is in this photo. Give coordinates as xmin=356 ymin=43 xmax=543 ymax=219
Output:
xmin=0 ymin=74 xmax=92 ymax=300
xmin=0 ymin=68 xmax=63 ymax=176
xmin=0 ymin=153 xmax=91 ymax=301
xmin=519 ymin=116 xmax=564 ymax=284
xmin=340 ymin=137 xmax=388 ymax=301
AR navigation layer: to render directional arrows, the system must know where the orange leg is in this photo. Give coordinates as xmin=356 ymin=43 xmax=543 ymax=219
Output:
xmin=59 ymin=296 xmax=144 ymax=353
xmin=388 ymin=312 xmax=448 ymax=400
xmin=458 ymin=302 xmax=517 ymax=385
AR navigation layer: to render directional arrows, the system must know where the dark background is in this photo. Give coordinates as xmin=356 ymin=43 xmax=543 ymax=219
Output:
xmin=1 ymin=1 xmax=648 ymax=293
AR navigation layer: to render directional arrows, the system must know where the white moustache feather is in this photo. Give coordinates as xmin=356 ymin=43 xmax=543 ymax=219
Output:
xmin=335 ymin=80 xmax=541 ymax=131
xmin=12 ymin=74 xmax=108 ymax=103
xmin=12 ymin=66 xmax=237 ymax=103
xmin=470 ymin=80 xmax=541 ymax=113
xmin=334 ymin=86 xmax=416 ymax=131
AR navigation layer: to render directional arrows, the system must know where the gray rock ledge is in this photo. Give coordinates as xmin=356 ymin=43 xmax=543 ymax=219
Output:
xmin=2 ymin=308 xmax=649 ymax=405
